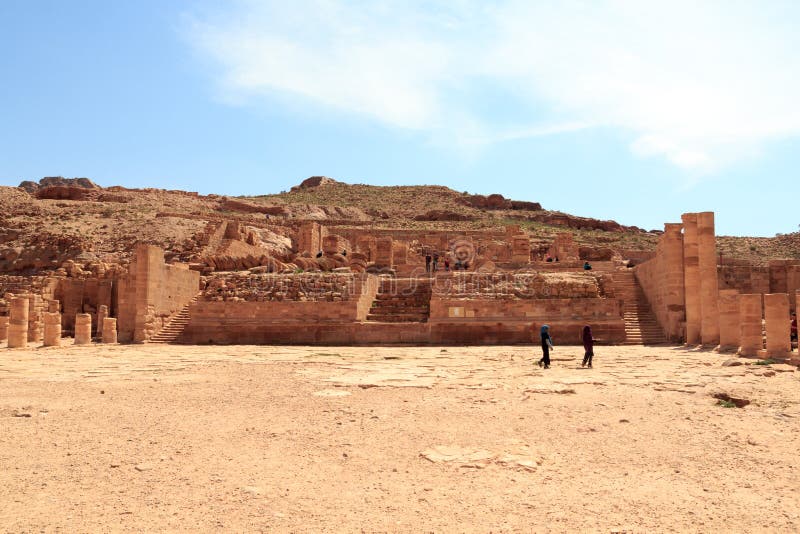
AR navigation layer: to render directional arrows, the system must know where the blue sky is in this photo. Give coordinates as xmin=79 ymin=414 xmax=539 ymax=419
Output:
xmin=1 ymin=1 xmax=799 ymax=237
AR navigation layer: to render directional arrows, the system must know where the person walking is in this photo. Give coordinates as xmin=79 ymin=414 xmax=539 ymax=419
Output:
xmin=581 ymin=325 xmax=596 ymax=368
xmin=425 ymin=252 xmax=432 ymax=273
xmin=537 ymin=324 xmax=554 ymax=369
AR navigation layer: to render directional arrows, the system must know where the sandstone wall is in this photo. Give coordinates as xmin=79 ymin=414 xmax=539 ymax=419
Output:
xmin=202 ymin=272 xmax=362 ymax=302
xmin=54 ymin=277 xmax=113 ymax=335
xmin=428 ymin=297 xmax=624 ymax=345
xmin=432 ymin=272 xmax=609 ymax=300
xmin=635 ymin=223 xmax=685 ymax=341
xmin=117 ymin=244 xmax=200 ymax=343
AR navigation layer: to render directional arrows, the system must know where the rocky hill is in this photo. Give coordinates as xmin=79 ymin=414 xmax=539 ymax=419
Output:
xmin=0 ymin=175 xmax=797 ymax=274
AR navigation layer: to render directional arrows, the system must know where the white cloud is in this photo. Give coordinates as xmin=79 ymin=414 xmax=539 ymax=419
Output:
xmin=186 ymin=0 xmax=800 ymax=171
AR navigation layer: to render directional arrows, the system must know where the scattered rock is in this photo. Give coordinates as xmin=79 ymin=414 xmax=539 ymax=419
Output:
xmin=420 ymin=445 xmax=542 ymax=471
xmin=134 ymin=463 xmax=153 ymax=472
xmin=722 ymin=359 xmax=743 ymax=367
xmin=711 ymin=393 xmax=750 ymax=408
xmin=312 ymin=389 xmax=352 ymax=397
xmin=524 ymin=386 xmax=576 ymax=395
xmin=241 ymin=486 xmax=264 ymax=496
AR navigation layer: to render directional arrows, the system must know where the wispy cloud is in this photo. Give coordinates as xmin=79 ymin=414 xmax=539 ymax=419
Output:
xmin=185 ymin=0 xmax=800 ymax=171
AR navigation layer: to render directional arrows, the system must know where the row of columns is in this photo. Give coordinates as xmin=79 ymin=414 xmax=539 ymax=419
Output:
xmin=723 ymin=292 xmax=796 ymax=357
xmin=710 ymin=291 xmax=799 ymax=360
xmin=2 ymin=298 xmax=117 ymax=348
xmin=658 ymin=211 xmax=796 ymax=358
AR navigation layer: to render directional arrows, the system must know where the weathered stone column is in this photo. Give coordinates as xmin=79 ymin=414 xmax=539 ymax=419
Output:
xmin=97 ymin=305 xmax=109 ymax=336
xmin=43 ymin=312 xmax=62 ymax=347
xmin=0 ymin=316 xmax=8 ymax=341
xmin=764 ymin=293 xmax=791 ymax=356
xmin=737 ymin=294 xmax=762 ymax=356
xmin=27 ymin=294 xmax=42 ymax=343
xmin=681 ymin=213 xmax=701 ymax=343
xmin=663 ymin=223 xmax=685 ymax=340
xmin=8 ymin=297 xmax=29 ymax=348
xmin=717 ymin=289 xmax=739 ymax=351
xmin=102 ymin=318 xmax=118 ymax=344
xmin=697 ymin=212 xmax=719 ymax=345
xmin=74 ymin=313 xmax=92 ymax=345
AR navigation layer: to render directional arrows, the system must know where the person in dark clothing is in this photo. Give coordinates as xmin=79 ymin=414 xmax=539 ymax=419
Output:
xmin=342 ymin=249 xmax=347 ymax=256
xmin=537 ymin=324 xmax=554 ymax=369
xmin=316 ymin=250 xmax=323 ymax=258
xmin=581 ymin=325 xmax=596 ymax=368
xmin=791 ymin=313 xmax=797 ymax=342
xmin=425 ymin=253 xmax=432 ymax=273
xmin=583 ymin=261 xmax=592 ymax=270
xmin=432 ymin=252 xmax=439 ymax=272
xmin=444 ymin=258 xmax=450 ymax=271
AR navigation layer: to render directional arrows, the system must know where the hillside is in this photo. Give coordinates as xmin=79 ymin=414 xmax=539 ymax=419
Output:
xmin=0 ymin=176 xmax=797 ymax=274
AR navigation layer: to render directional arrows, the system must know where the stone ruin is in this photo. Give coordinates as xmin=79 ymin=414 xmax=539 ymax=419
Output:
xmin=0 ymin=207 xmax=797 ymax=362
xmin=636 ymin=212 xmax=800 ymax=361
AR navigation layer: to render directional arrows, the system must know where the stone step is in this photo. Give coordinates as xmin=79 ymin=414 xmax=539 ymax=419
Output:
xmin=365 ymin=314 xmax=428 ymax=323
xmin=368 ymin=306 xmax=430 ymax=315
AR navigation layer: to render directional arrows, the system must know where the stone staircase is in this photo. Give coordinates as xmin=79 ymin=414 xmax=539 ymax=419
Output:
xmin=613 ymin=270 xmax=668 ymax=345
xmin=366 ymin=278 xmax=431 ymax=323
xmin=148 ymin=294 xmax=200 ymax=344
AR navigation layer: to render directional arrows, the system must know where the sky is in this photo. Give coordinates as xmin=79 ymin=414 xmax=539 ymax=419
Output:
xmin=1 ymin=0 xmax=799 ymax=237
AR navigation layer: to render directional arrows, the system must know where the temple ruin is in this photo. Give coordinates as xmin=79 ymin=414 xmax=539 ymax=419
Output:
xmin=1 ymin=206 xmax=798 ymax=363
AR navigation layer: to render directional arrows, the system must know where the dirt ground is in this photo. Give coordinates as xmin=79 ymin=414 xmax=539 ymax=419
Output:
xmin=1 ymin=342 xmax=798 ymax=533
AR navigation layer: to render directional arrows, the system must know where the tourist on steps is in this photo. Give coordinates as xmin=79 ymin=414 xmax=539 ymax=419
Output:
xmin=581 ymin=325 xmax=596 ymax=368
xmin=583 ymin=261 xmax=592 ymax=270
xmin=537 ymin=325 xmax=554 ymax=369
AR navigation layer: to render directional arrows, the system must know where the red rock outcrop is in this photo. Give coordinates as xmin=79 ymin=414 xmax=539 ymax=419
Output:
xmin=460 ymin=193 xmax=542 ymax=211
xmin=414 ymin=210 xmax=474 ymax=222
xmin=291 ymin=176 xmax=339 ymax=190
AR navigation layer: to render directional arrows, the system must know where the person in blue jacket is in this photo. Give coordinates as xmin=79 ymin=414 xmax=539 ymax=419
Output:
xmin=537 ymin=324 xmax=554 ymax=369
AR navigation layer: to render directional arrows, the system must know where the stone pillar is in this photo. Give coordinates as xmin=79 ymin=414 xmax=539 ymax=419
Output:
xmin=375 ymin=237 xmax=394 ymax=267
xmin=681 ymin=213 xmax=701 ymax=344
xmin=75 ymin=313 xmax=92 ymax=345
xmin=0 ymin=316 xmax=8 ymax=341
xmin=101 ymin=318 xmax=118 ymax=344
xmin=8 ymin=297 xmax=29 ymax=348
xmin=511 ymin=235 xmax=531 ymax=263
xmin=717 ymin=289 xmax=739 ymax=351
xmin=97 ymin=305 xmax=109 ymax=336
xmin=27 ymin=294 xmax=42 ymax=343
xmin=697 ymin=212 xmax=719 ymax=345
xmin=737 ymin=294 xmax=762 ymax=356
xmin=764 ymin=293 xmax=791 ymax=356
xmin=43 ymin=312 xmax=62 ymax=347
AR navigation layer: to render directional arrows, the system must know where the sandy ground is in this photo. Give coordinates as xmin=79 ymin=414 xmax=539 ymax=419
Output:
xmin=1 ymin=342 xmax=799 ymax=533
